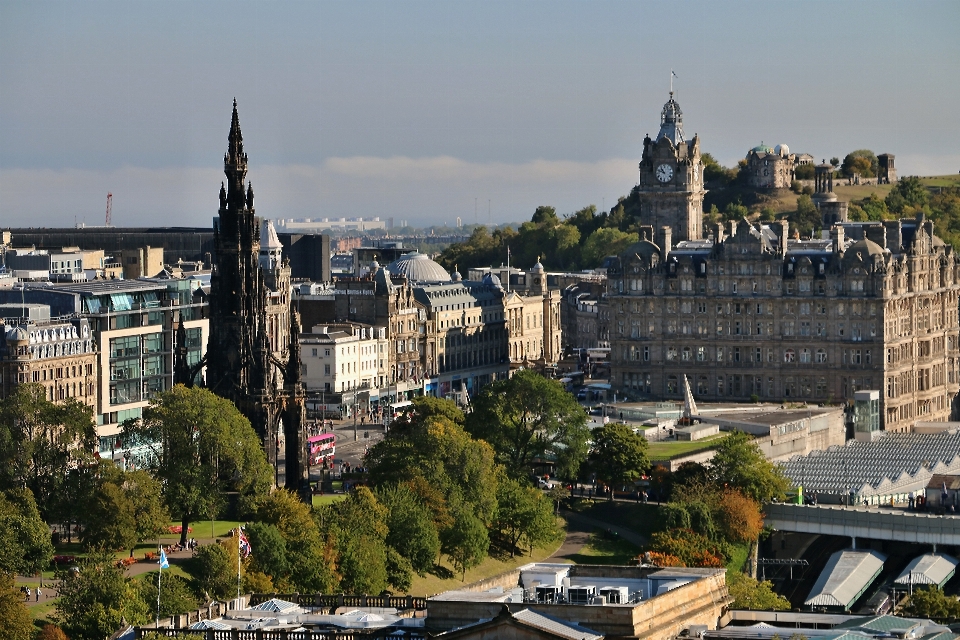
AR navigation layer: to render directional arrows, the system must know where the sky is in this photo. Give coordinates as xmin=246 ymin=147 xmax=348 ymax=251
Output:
xmin=1 ymin=0 xmax=959 ymax=230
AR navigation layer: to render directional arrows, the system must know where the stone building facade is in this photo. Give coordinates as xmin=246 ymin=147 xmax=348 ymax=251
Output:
xmin=606 ymin=215 xmax=960 ymax=431
xmin=0 ymin=304 xmax=97 ymax=410
xmin=744 ymin=144 xmax=795 ymax=189
xmin=604 ymin=91 xmax=958 ymax=432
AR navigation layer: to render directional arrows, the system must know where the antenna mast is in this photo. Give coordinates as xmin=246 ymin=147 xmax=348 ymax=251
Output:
xmin=105 ymin=192 xmax=113 ymax=226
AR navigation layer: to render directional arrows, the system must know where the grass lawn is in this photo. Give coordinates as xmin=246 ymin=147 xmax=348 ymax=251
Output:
xmin=726 ymin=542 xmax=751 ymax=573
xmin=647 ymin=432 xmax=729 ymax=461
xmin=28 ymin=599 xmax=58 ymax=624
xmin=567 ymin=530 xmax=642 ymax=566
xmin=312 ymin=494 xmax=347 ymax=508
xmin=406 ymin=537 xmax=564 ymax=597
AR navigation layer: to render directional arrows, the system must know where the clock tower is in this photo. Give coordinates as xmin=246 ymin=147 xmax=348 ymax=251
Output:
xmin=636 ymin=92 xmax=705 ymax=241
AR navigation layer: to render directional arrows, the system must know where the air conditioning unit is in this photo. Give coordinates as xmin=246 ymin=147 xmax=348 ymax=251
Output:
xmin=590 ymin=596 xmax=607 ymax=605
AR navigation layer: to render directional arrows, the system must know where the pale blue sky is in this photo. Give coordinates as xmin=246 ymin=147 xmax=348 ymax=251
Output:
xmin=1 ymin=0 xmax=958 ymax=228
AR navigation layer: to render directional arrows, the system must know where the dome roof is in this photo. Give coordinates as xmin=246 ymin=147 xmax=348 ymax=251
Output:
xmin=385 ymin=251 xmax=451 ymax=283
xmin=530 ymin=259 xmax=545 ymax=273
xmin=775 ymin=143 xmax=790 ymax=156
xmin=451 ymin=266 xmax=462 ymax=282
xmin=751 ymin=142 xmax=773 ymax=154
xmin=481 ymin=272 xmax=503 ymax=290
xmin=656 ymin=92 xmax=685 ymax=146
xmin=845 ymin=238 xmax=885 ymax=261
xmin=260 ymin=219 xmax=282 ymax=250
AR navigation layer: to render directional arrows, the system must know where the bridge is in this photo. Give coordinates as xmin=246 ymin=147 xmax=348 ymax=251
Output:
xmin=764 ymin=503 xmax=960 ymax=547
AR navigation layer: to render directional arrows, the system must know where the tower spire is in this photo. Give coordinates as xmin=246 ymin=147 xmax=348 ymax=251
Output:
xmin=228 ymin=98 xmax=243 ymax=162
xmin=223 ymin=99 xmax=249 ymax=212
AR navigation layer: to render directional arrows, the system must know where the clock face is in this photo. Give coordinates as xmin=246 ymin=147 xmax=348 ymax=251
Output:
xmin=656 ymin=164 xmax=674 ymax=182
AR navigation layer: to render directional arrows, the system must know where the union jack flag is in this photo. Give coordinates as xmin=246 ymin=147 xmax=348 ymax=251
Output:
xmin=238 ymin=528 xmax=252 ymax=558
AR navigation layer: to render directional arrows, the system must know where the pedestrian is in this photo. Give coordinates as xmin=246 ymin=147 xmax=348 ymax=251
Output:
xmin=25 ymin=587 xmax=31 ymax=601
xmin=36 ymin=587 xmax=41 ymax=601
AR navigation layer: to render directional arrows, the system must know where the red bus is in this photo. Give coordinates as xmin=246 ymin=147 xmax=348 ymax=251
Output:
xmin=308 ymin=433 xmax=336 ymax=465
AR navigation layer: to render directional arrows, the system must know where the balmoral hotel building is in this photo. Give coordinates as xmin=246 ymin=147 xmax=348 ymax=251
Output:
xmin=606 ymin=92 xmax=960 ymax=431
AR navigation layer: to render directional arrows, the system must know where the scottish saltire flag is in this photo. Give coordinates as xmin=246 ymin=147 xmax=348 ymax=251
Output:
xmin=159 ymin=549 xmax=169 ymax=569
xmin=238 ymin=528 xmax=252 ymax=558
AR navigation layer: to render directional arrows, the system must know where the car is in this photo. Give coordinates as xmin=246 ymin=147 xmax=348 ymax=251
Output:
xmin=576 ymin=390 xmax=587 ymax=401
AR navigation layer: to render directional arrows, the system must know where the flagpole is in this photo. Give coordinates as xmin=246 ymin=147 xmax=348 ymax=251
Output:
xmin=156 ymin=542 xmax=161 ymax=628
xmin=237 ymin=527 xmax=241 ymax=601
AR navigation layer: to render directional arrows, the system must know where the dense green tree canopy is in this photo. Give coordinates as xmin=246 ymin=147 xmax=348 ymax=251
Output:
xmin=586 ymin=422 xmax=650 ymax=493
xmin=841 ymin=150 xmax=878 ymax=178
xmin=727 ymin=572 xmax=791 ymax=610
xmin=493 ymin=477 xmax=560 ymax=556
xmin=123 ymin=385 xmax=272 ymax=545
xmin=376 ymin=482 xmax=441 ymax=575
xmin=56 ymin=550 xmax=149 ymax=640
xmin=708 ymin=432 xmax=789 ymax=502
xmin=904 ymin=585 xmax=960 ymax=620
xmin=259 ymin=489 xmax=337 ymax=593
xmin=0 ymin=573 xmax=34 ymax=640
xmin=0 ymin=487 xmax=54 ymax=576
xmin=366 ymin=397 xmax=500 ymax=525
xmin=0 ymin=383 xmax=97 ymax=521
xmin=581 ymin=228 xmax=639 ymax=266
xmin=467 ymin=370 xmax=589 ymax=480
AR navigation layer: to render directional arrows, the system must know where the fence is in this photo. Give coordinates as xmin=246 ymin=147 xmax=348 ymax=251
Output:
xmin=247 ymin=593 xmax=427 ymax=610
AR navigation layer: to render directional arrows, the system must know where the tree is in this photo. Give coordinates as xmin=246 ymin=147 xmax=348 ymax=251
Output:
xmin=135 ymin=572 xmax=199 ymax=618
xmin=321 ymin=487 xmax=390 ymax=594
xmin=367 ymin=400 xmax=500 ymax=525
xmin=442 ymin=507 xmax=489 ymax=579
xmin=794 ymin=163 xmax=815 ymax=180
xmin=701 ymin=153 xmax=736 ymax=186
xmin=385 ymin=547 xmax=413 ymax=593
xmin=586 ymin=422 xmax=650 ymax=497
xmin=494 ymin=477 xmax=560 ymax=557
xmin=36 ymin=625 xmax=70 ymax=640
xmin=123 ymin=470 xmax=169 ymax=555
xmin=123 ymin=385 xmax=272 ymax=546
xmin=841 ymin=150 xmax=878 ymax=178
xmin=709 ymin=432 xmax=789 ymax=503
xmin=716 ymin=489 xmax=764 ymax=544
xmin=790 ymin=194 xmax=821 ymax=237
xmin=56 ymin=550 xmax=149 ymax=640
xmin=581 ymin=228 xmax=638 ymax=267
xmin=0 ymin=572 xmax=34 ymax=640
xmin=0 ymin=383 xmax=97 ymax=522
xmin=904 ymin=585 xmax=960 ymax=619
xmin=190 ymin=542 xmax=237 ymax=601
xmin=259 ymin=490 xmax=337 ymax=593
xmin=467 ymin=370 xmax=589 ymax=479
xmin=886 ymin=176 xmax=929 ymax=214
xmin=244 ymin=522 xmax=289 ymax=585
xmin=646 ymin=529 xmax=726 ymax=568
xmin=829 ymin=157 xmax=840 ymax=168
xmin=80 ymin=480 xmax=137 ymax=552
xmin=376 ymin=483 xmax=441 ymax=575
xmin=727 ymin=571 xmax=790 ymax=610
xmin=0 ymin=488 xmax=54 ymax=576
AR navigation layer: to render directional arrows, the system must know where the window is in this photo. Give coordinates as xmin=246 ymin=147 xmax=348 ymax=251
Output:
xmin=667 ymin=347 xmax=678 ymax=361
xmin=816 ymin=349 xmax=827 ymax=363
xmin=697 ymin=346 xmax=705 ymax=362
xmin=784 ymin=349 xmax=796 ymax=363
xmin=800 ymin=348 xmax=811 ymax=363
xmin=324 ymin=364 xmax=330 ymax=375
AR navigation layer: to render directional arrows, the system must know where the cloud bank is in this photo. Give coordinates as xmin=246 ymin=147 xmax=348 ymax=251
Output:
xmin=2 ymin=153 xmax=956 ymax=231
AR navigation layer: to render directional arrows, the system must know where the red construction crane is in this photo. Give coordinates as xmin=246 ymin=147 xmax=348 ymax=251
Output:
xmin=105 ymin=192 xmax=112 ymax=226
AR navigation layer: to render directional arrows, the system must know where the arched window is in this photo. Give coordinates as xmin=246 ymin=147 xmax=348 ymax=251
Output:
xmin=816 ymin=349 xmax=827 ymax=363
xmin=784 ymin=349 xmax=796 ymax=363
xmin=800 ymin=348 xmax=811 ymax=363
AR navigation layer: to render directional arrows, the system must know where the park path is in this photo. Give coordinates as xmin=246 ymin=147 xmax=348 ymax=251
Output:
xmin=548 ymin=510 xmax=649 ymax=562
